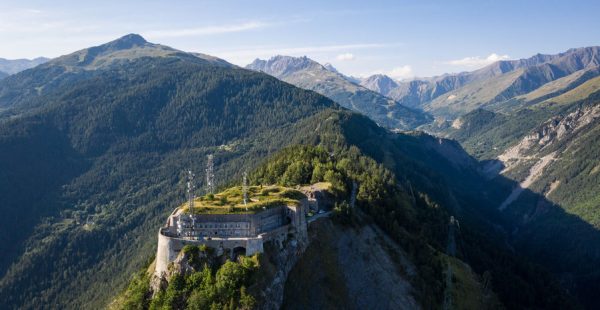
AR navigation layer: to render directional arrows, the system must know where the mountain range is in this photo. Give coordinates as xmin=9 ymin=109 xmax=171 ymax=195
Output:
xmin=0 ymin=34 xmax=599 ymax=309
xmin=0 ymin=57 xmax=49 ymax=75
xmin=355 ymin=47 xmax=600 ymax=120
xmin=246 ymin=55 xmax=431 ymax=130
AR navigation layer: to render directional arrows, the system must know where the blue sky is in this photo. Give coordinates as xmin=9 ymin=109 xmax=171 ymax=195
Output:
xmin=1 ymin=0 xmax=599 ymax=78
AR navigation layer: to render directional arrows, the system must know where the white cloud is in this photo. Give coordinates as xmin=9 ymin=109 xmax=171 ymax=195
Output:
xmin=336 ymin=53 xmax=355 ymax=61
xmin=446 ymin=53 xmax=510 ymax=67
xmin=362 ymin=65 xmax=414 ymax=80
xmin=388 ymin=65 xmax=413 ymax=79
xmin=143 ymin=21 xmax=268 ymax=38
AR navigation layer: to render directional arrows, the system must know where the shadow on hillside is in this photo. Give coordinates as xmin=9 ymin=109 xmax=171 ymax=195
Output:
xmin=445 ymin=149 xmax=600 ymax=309
xmin=438 ymin=148 xmax=600 ymax=308
xmin=338 ymin=114 xmax=600 ymax=308
xmin=0 ymin=122 xmax=89 ymax=279
xmin=496 ymin=183 xmax=600 ymax=308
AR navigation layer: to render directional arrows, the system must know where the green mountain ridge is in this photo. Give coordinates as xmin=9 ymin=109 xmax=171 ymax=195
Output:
xmin=0 ymin=34 xmax=231 ymax=113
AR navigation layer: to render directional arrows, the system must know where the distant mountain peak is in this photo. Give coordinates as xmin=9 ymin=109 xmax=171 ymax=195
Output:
xmin=247 ymin=55 xmax=321 ymax=77
xmin=360 ymin=74 xmax=399 ymax=96
xmin=101 ymin=33 xmax=149 ymax=51
xmin=323 ymin=63 xmax=339 ymax=73
xmin=121 ymin=33 xmax=146 ymax=42
xmin=44 ymin=34 xmax=176 ymax=70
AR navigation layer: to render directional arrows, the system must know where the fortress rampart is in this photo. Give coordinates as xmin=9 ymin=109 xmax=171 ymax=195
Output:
xmin=155 ymin=199 xmax=308 ymax=276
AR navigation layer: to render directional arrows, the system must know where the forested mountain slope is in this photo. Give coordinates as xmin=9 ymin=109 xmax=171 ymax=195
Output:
xmin=0 ymin=35 xmax=338 ymax=309
xmin=0 ymin=34 xmax=231 ymax=114
xmin=494 ymin=97 xmax=600 ymax=296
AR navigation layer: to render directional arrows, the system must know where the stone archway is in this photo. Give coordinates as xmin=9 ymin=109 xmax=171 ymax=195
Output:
xmin=232 ymin=246 xmax=247 ymax=260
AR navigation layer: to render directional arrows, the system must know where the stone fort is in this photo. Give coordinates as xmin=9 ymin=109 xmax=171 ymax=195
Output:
xmin=154 ymin=193 xmax=308 ymax=276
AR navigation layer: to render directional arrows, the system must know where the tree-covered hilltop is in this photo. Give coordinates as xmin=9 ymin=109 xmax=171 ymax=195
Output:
xmin=113 ymin=143 xmax=447 ymax=309
xmin=115 ymin=138 xmax=575 ymax=309
xmin=252 ymin=145 xmax=448 ymax=307
xmin=249 ymin=141 xmax=575 ymax=309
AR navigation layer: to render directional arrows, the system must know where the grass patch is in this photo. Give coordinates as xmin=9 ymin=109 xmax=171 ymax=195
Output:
xmin=181 ymin=185 xmax=306 ymax=214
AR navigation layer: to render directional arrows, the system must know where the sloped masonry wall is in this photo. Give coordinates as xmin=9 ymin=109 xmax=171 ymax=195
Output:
xmin=154 ymin=200 xmax=308 ymax=277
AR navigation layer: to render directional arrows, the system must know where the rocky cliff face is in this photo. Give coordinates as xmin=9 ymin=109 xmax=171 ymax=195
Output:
xmin=283 ymin=218 xmax=419 ymax=310
xmin=499 ymin=103 xmax=600 ymax=171
xmin=496 ymin=103 xmax=600 ymax=211
xmin=247 ymin=56 xmax=321 ymax=78
xmin=258 ymin=240 xmax=307 ymax=310
xmin=383 ymin=47 xmax=600 ymax=119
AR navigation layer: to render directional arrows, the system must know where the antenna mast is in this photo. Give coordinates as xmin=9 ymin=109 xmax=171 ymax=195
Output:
xmin=206 ymin=154 xmax=215 ymax=194
xmin=187 ymin=169 xmax=196 ymax=237
xmin=243 ymin=171 xmax=248 ymax=207
xmin=187 ymin=170 xmax=195 ymax=213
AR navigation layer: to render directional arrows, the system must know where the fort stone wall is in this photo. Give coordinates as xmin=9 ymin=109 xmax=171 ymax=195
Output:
xmin=154 ymin=198 xmax=309 ymax=277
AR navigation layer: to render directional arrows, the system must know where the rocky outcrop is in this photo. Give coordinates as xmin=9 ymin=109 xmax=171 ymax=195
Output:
xmin=499 ymin=104 xmax=600 ymax=169
xmin=258 ymin=239 xmax=307 ymax=310
xmin=299 ymin=183 xmax=335 ymax=212
xmin=497 ymin=103 xmax=600 ymax=210
xmin=150 ymin=246 xmax=208 ymax=295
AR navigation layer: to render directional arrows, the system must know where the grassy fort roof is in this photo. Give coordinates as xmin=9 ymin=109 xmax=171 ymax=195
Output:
xmin=180 ymin=185 xmax=306 ymax=215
